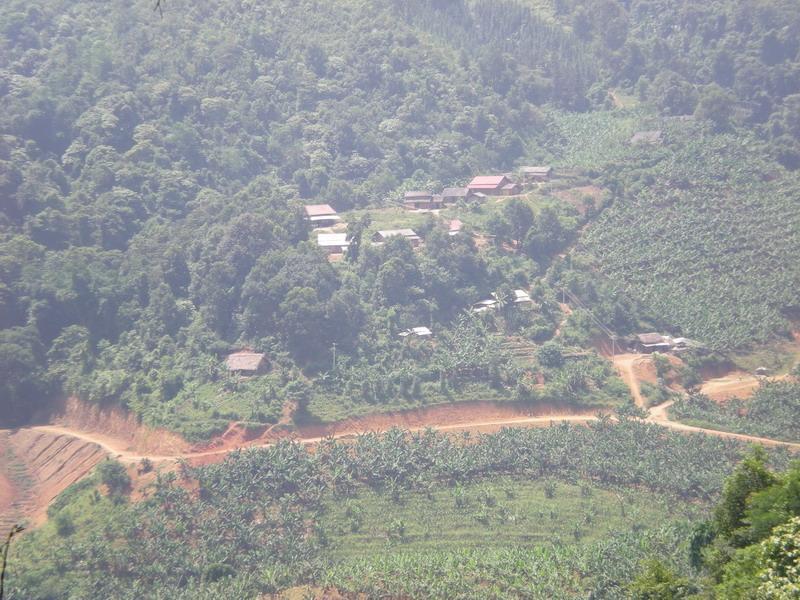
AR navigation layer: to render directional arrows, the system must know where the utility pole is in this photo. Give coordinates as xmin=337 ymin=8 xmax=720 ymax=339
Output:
xmin=1 ymin=525 xmax=24 ymax=600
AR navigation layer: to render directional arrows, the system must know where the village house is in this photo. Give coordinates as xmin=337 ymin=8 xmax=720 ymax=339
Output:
xmin=402 ymin=191 xmax=442 ymax=210
xmin=471 ymin=298 xmax=498 ymax=313
xmin=304 ymin=204 xmax=341 ymax=228
xmin=225 ymin=351 xmax=268 ymax=376
xmin=630 ymin=130 xmax=663 ymax=146
xmin=398 ymin=326 xmax=432 ymax=338
xmin=372 ymin=229 xmax=421 ymax=247
xmin=520 ymin=166 xmax=553 ymax=183
xmin=467 ymin=175 xmax=511 ymax=196
xmin=441 ymin=187 xmax=473 ymax=204
xmin=634 ymin=333 xmax=672 ymax=354
xmin=511 ymin=289 xmax=533 ymax=304
xmin=471 ymin=290 xmax=531 ymax=313
xmin=501 ymin=182 xmax=522 ymax=196
xmin=317 ymin=232 xmax=349 ymax=255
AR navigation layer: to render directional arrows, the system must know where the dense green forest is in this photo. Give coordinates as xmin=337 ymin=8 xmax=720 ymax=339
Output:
xmin=2 ymin=0 xmax=800 ymax=432
xmin=7 ymin=419 xmax=794 ymax=599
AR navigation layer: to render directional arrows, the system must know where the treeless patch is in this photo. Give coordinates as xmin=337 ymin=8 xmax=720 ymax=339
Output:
xmin=553 ymin=185 xmax=606 ymax=215
xmin=44 ymin=397 xmax=190 ymax=455
xmin=292 ymin=400 xmax=595 ymax=441
xmin=6 ymin=429 xmax=107 ymax=525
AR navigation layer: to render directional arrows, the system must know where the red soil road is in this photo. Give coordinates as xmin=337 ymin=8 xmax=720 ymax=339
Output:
xmin=612 ymin=353 xmax=800 ymax=449
xmin=5 ymin=371 xmax=800 ymax=526
xmin=24 ymin=401 xmax=600 ymax=464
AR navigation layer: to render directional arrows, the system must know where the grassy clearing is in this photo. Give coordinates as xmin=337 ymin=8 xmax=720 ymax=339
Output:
xmin=730 ymin=340 xmax=800 ymax=375
xmin=342 ymin=206 xmax=437 ymax=237
xmin=321 ymin=477 xmax=704 ymax=561
xmin=136 ymin=376 xmax=286 ymax=441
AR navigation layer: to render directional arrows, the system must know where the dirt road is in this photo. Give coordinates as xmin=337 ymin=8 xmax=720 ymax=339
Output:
xmin=613 ymin=353 xmax=647 ymax=407
xmin=611 ymin=354 xmax=800 ymax=449
xmin=27 ymin=413 xmax=599 ymax=464
xmin=3 ymin=355 xmax=798 ymax=528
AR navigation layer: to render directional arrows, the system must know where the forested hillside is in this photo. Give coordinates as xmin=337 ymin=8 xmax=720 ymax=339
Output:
xmin=1 ymin=0 xmax=799 ymax=433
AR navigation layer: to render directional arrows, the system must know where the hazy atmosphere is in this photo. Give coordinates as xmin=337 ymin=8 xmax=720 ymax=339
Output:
xmin=1 ymin=0 xmax=799 ymax=598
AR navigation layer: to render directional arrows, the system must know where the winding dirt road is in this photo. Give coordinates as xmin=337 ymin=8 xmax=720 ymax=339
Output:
xmin=26 ymin=413 xmax=600 ymax=464
xmin=612 ymin=353 xmax=800 ymax=449
xmin=3 ymin=360 xmax=798 ymax=528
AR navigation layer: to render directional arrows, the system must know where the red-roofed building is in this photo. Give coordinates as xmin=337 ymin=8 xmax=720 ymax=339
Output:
xmin=467 ymin=175 xmax=511 ymax=195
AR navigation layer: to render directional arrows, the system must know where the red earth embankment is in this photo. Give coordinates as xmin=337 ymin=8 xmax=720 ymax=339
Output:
xmin=46 ymin=397 xmax=190 ymax=455
xmin=3 ymin=428 xmax=106 ymax=525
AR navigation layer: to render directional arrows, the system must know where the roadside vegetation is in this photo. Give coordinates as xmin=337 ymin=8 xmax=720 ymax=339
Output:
xmin=670 ymin=379 xmax=800 ymax=443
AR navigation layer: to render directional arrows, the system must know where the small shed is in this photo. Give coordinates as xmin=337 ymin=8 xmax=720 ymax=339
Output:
xmin=501 ymin=182 xmax=522 ymax=196
xmin=630 ymin=130 xmax=663 ymax=146
xmin=226 ymin=351 xmax=268 ymax=375
xmin=512 ymin=289 xmax=533 ymax=304
xmin=317 ymin=232 xmax=349 ymax=254
xmin=520 ymin=166 xmax=553 ymax=182
xmin=471 ymin=298 xmax=498 ymax=313
xmin=467 ymin=175 xmax=510 ymax=195
xmin=372 ymin=229 xmax=421 ymax=247
xmin=448 ymin=219 xmax=463 ymax=236
xmin=635 ymin=333 xmax=671 ymax=353
xmin=304 ymin=204 xmax=341 ymax=227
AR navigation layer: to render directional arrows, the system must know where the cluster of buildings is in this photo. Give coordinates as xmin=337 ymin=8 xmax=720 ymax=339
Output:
xmin=402 ymin=166 xmax=554 ymax=211
xmin=304 ymin=166 xmax=553 ymax=259
xmin=471 ymin=289 xmax=533 ymax=313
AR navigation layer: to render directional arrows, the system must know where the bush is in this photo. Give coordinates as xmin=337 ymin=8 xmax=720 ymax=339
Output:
xmin=97 ymin=460 xmax=131 ymax=496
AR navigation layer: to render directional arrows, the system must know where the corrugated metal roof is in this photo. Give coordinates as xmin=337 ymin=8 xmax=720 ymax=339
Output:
xmin=317 ymin=233 xmax=349 ymax=247
xmin=468 ymin=175 xmax=507 ymax=187
xmin=304 ymin=204 xmax=337 ymax=217
xmin=404 ymin=191 xmax=433 ymax=199
xmin=637 ymin=333 xmax=667 ymax=345
xmin=442 ymin=187 xmax=469 ymax=197
xmin=521 ymin=166 xmax=552 ymax=174
xmin=309 ymin=214 xmax=341 ymax=222
xmin=376 ymin=229 xmax=420 ymax=239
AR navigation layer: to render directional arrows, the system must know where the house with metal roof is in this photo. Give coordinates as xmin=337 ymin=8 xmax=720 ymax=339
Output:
xmin=441 ymin=187 xmax=473 ymax=204
xmin=372 ymin=229 xmax=421 ymax=247
xmin=634 ymin=333 xmax=672 ymax=353
xmin=399 ymin=326 xmax=432 ymax=338
xmin=317 ymin=232 xmax=350 ymax=254
xmin=520 ymin=166 xmax=553 ymax=182
xmin=467 ymin=175 xmax=511 ymax=195
xmin=304 ymin=204 xmax=341 ymax=227
xmin=402 ymin=191 xmax=442 ymax=210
